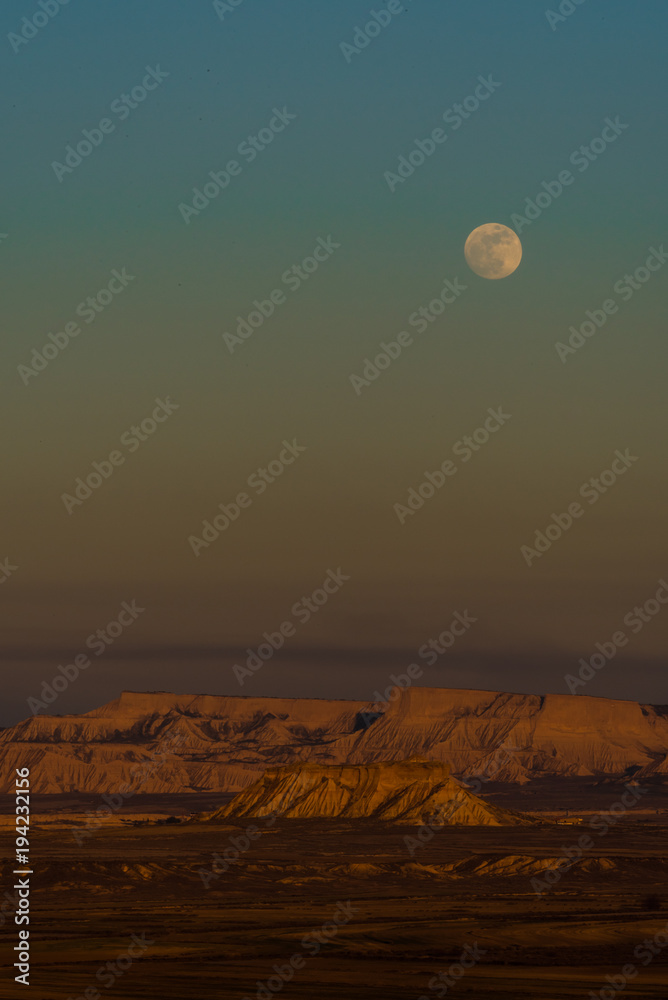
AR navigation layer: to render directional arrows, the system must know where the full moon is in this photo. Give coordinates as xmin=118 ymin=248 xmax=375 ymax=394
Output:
xmin=464 ymin=223 xmax=522 ymax=279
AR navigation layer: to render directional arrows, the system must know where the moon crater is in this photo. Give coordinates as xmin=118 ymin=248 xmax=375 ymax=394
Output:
xmin=464 ymin=223 xmax=522 ymax=279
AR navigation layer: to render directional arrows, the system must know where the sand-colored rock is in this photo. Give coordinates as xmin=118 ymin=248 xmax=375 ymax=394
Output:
xmin=210 ymin=758 xmax=531 ymax=824
xmin=1 ymin=687 xmax=667 ymax=793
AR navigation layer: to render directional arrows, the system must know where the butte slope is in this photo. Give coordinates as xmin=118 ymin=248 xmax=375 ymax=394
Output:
xmin=339 ymin=686 xmax=668 ymax=781
xmin=1 ymin=687 xmax=667 ymax=793
xmin=0 ymin=690 xmax=364 ymax=794
xmin=209 ymin=758 xmax=531 ymax=824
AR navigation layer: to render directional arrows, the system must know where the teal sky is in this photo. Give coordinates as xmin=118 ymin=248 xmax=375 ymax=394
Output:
xmin=2 ymin=0 xmax=667 ymax=724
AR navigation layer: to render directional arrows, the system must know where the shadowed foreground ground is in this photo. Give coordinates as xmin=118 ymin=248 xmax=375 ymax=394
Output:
xmin=2 ymin=811 xmax=668 ymax=998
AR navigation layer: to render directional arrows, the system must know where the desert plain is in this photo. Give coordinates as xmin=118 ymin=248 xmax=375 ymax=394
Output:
xmin=2 ymin=786 xmax=668 ymax=999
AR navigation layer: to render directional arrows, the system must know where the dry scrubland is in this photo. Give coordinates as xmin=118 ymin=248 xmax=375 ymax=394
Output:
xmin=1 ymin=810 xmax=667 ymax=999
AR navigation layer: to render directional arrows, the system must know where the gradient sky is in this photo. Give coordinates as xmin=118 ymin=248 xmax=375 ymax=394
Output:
xmin=2 ymin=0 xmax=667 ymax=725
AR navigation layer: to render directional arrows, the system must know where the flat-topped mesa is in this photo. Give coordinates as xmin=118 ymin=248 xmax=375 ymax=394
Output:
xmin=380 ymin=685 xmax=538 ymax=719
xmin=355 ymin=686 xmax=668 ymax=779
xmin=536 ymin=692 xmax=658 ymax=732
xmin=83 ymin=690 xmax=366 ymax=727
xmin=209 ymin=757 xmax=533 ymax=825
xmin=2 ymin=687 xmax=668 ymax=794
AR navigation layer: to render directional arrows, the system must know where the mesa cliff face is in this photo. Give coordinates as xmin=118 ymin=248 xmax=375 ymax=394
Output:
xmin=1 ymin=687 xmax=667 ymax=794
xmin=210 ymin=758 xmax=531 ymax=825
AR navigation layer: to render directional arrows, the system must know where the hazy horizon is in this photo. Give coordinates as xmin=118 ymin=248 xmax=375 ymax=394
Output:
xmin=4 ymin=654 xmax=667 ymax=729
xmin=3 ymin=0 xmax=667 ymax=725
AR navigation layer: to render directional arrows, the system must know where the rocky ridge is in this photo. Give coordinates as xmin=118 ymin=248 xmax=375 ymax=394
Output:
xmin=1 ymin=687 xmax=667 ymax=794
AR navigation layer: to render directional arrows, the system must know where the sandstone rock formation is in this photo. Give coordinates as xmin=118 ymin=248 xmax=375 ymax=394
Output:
xmin=1 ymin=687 xmax=667 ymax=794
xmin=209 ymin=758 xmax=531 ymax=825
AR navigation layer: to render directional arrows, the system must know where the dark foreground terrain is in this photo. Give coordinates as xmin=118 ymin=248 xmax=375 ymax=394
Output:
xmin=2 ymin=805 xmax=668 ymax=999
